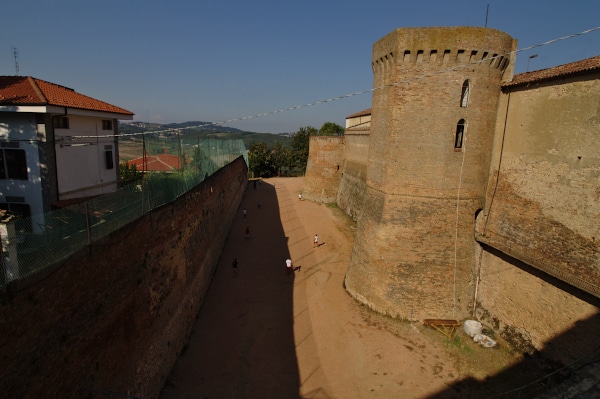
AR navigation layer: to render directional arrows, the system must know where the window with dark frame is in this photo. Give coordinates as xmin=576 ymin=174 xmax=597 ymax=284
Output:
xmin=455 ymin=119 xmax=466 ymax=150
xmin=102 ymin=120 xmax=113 ymax=130
xmin=0 ymin=149 xmax=28 ymax=180
xmin=105 ymin=150 xmax=114 ymax=169
xmin=53 ymin=116 xmax=69 ymax=129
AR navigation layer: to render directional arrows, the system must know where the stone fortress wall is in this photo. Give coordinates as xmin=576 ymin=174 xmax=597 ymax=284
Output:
xmin=346 ymin=26 xmax=518 ymax=322
xmin=301 ymin=135 xmax=343 ymax=204
xmin=304 ymin=26 xmax=600 ymax=360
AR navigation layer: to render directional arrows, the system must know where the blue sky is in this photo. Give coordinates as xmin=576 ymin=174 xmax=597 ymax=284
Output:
xmin=1 ymin=0 xmax=599 ymax=133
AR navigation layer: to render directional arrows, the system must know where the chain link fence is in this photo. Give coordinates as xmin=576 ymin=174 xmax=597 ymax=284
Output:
xmin=1 ymin=136 xmax=247 ymax=289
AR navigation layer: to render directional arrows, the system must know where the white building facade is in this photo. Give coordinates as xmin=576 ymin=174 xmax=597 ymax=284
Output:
xmin=0 ymin=76 xmax=133 ymax=222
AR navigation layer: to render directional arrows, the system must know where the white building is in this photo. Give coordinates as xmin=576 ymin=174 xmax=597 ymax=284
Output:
xmin=0 ymin=76 xmax=134 ymax=221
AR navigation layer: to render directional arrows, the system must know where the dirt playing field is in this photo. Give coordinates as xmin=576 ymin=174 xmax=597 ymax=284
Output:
xmin=159 ymin=177 xmax=520 ymax=399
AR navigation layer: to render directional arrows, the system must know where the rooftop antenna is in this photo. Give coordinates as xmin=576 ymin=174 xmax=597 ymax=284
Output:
xmin=12 ymin=47 xmax=19 ymax=76
xmin=484 ymin=4 xmax=489 ymax=27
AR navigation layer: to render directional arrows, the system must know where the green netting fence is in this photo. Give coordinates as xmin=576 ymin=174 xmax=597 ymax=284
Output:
xmin=1 ymin=137 xmax=247 ymax=289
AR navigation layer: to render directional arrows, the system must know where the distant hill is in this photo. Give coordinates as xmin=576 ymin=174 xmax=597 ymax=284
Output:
xmin=119 ymin=121 xmax=293 ymax=149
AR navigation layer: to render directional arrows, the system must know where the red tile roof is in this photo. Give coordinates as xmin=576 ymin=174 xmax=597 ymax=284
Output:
xmin=346 ymin=108 xmax=371 ymax=119
xmin=0 ymin=76 xmax=133 ymax=115
xmin=505 ymin=55 xmax=600 ymax=87
xmin=126 ymin=153 xmax=185 ymax=172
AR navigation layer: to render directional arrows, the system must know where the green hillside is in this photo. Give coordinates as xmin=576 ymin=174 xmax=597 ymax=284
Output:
xmin=119 ymin=121 xmax=293 ymax=149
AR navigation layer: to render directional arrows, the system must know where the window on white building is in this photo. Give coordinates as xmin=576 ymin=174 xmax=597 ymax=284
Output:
xmin=53 ymin=116 xmax=69 ymax=129
xmin=105 ymin=150 xmax=114 ymax=169
xmin=102 ymin=120 xmax=113 ymax=130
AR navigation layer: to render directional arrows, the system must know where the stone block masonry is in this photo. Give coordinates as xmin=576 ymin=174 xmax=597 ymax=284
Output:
xmin=0 ymin=157 xmax=248 ymax=399
xmin=303 ymin=136 xmax=343 ymax=203
xmin=346 ymin=27 xmax=517 ymax=321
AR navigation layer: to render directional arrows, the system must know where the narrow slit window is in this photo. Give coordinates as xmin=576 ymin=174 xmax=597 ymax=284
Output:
xmin=460 ymin=80 xmax=470 ymax=107
xmin=105 ymin=150 xmax=114 ymax=169
xmin=455 ymin=119 xmax=466 ymax=150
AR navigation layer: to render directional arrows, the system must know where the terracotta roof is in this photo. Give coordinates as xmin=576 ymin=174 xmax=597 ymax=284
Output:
xmin=126 ymin=153 xmax=186 ymax=172
xmin=0 ymin=76 xmax=133 ymax=115
xmin=346 ymin=108 xmax=371 ymax=119
xmin=505 ymin=55 xmax=600 ymax=87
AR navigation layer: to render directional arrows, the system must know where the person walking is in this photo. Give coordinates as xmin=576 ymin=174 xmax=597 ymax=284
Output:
xmin=243 ymin=208 xmax=247 ymax=219
xmin=245 ymin=226 xmax=250 ymax=239
xmin=313 ymin=233 xmax=319 ymax=248
xmin=298 ymin=193 xmax=302 ymax=201
xmin=286 ymin=258 xmax=293 ymax=275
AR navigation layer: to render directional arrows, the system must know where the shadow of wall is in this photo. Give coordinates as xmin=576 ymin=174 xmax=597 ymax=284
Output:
xmin=160 ymin=179 xmax=301 ymax=398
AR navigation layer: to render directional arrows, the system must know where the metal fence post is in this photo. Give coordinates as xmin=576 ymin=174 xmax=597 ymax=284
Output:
xmin=85 ymin=202 xmax=92 ymax=245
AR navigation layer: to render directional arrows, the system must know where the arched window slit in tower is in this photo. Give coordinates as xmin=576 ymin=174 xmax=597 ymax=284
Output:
xmin=455 ymin=119 xmax=466 ymax=151
xmin=460 ymin=80 xmax=470 ymax=108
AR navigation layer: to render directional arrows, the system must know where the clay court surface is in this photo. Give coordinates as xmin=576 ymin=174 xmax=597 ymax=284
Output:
xmin=159 ymin=177 xmax=515 ymax=399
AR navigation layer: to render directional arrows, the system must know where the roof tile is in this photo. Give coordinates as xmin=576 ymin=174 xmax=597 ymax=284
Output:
xmin=505 ymin=55 xmax=600 ymax=87
xmin=0 ymin=76 xmax=133 ymax=115
xmin=126 ymin=153 xmax=185 ymax=172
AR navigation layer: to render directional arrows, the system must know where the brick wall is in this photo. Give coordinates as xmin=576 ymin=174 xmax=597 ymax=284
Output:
xmin=337 ymin=132 xmax=369 ymax=221
xmin=471 ymin=70 xmax=600 ymax=358
xmin=345 ymin=27 xmax=518 ymax=320
xmin=303 ymin=136 xmax=343 ymax=203
xmin=475 ymin=247 xmax=600 ymax=363
xmin=0 ymin=157 xmax=247 ymax=399
xmin=479 ymin=73 xmax=600 ymax=299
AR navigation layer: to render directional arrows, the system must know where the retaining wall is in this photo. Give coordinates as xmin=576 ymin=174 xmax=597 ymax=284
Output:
xmin=0 ymin=157 xmax=247 ymax=399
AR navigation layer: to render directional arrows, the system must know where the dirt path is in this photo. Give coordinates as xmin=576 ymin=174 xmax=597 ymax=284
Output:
xmin=159 ymin=177 xmax=503 ymax=399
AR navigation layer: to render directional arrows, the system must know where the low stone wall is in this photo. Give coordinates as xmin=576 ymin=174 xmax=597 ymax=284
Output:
xmin=0 ymin=157 xmax=248 ymax=399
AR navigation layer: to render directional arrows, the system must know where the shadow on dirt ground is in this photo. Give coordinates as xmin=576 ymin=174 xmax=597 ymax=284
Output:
xmin=160 ymin=180 xmax=300 ymax=399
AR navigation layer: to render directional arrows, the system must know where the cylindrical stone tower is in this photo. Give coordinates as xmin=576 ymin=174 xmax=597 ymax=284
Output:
xmin=344 ymin=27 xmax=517 ymax=320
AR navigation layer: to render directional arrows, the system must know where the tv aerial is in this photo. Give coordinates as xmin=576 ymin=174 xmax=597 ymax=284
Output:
xmin=12 ymin=47 xmax=19 ymax=76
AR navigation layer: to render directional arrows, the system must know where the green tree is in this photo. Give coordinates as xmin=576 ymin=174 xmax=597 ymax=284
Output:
xmin=119 ymin=162 xmax=142 ymax=185
xmin=271 ymin=141 xmax=289 ymax=175
xmin=318 ymin=121 xmax=344 ymax=136
xmin=290 ymin=126 xmax=317 ymax=173
xmin=248 ymin=141 xmax=276 ymax=177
